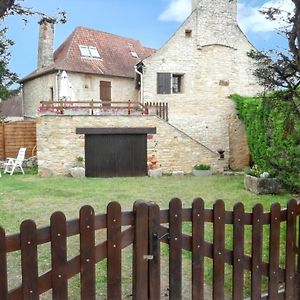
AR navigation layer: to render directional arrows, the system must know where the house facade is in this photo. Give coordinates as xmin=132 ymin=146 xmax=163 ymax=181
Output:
xmin=20 ymin=21 xmax=154 ymax=118
xmin=140 ymin=0 xmax=261 ymax=169
xmin=22 ymin=0 xmax=262 ymax=176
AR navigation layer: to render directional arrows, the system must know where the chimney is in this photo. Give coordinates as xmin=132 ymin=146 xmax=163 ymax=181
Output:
xmin=37 ymin=18 xmax=55 ymax=69
xmin=191 ymin=0 xmax=237 ymax=23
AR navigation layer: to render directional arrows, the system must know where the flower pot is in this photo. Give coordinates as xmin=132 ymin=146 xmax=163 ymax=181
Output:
xmin=192 ymin=169 xmax=212 ymax=176
xmin=244 ymin=174 xmax=281 ymax=194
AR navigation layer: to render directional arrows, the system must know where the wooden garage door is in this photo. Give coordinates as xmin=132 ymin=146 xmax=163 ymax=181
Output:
xmin=85 ymin=134 xmax=147 ymax=177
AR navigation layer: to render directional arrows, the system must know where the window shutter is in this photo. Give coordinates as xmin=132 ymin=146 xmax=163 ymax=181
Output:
xmin=157 ymin=73 xmax=171 ymax=94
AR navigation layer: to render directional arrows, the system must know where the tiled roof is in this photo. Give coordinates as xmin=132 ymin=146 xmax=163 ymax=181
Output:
xmin=20 ymin=26 xmax=155 ymax=83
xmin=0 ymin=94 xmax=23 ymax=117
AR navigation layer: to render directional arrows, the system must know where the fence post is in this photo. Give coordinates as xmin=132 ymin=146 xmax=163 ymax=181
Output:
xmin=132 ymin=201 xmax=149 ymax=300
xmin=148 ymin=202 xmax=161 ymax=300
xmin=1 ymin=123 xmax=5 ymax=160
xmin=107 ymin=202 xmax=122 ymax=299
xmin=0 ymin=227 xmax=7 ymax=300
xmin=169 ymin=198 xmax=182 ymax=299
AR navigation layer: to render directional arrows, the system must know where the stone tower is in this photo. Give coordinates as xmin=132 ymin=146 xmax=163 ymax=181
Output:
xmin=192 ymin=0 xmax=237 ymax=23
xmin=192 ymin=0 xmax=238 ymax=48
xmin=37 ymin=18 xmax=55 ymax=69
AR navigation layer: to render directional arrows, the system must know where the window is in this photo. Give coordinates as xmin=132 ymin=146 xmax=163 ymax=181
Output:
xmin=89 ymin=46 xmax=100 ymax=58
xmin=79 ymin=45 xmax=101 ymax=58
xmin=157 ymin=73 xmax=184 ymax=94
xmin=185 ymin=29 xmax=192 ymax=37
xmin=172 ymin=74 xmax=183 ymax=93
xmin=50 ymin=87 xmax=54 ymax=101
xmin=79 ymin=45 xmax=90 ymax=57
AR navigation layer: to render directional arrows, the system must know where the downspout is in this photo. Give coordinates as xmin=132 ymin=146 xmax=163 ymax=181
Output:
xmin=134 ymin=65 xmax=144 ymax=105
xmin=56 ymin=70 xmax=60 ymax=100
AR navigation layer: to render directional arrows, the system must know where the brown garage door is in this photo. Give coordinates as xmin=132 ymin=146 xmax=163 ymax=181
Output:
xmin=76 ymin=128 xmax=156 ymax=178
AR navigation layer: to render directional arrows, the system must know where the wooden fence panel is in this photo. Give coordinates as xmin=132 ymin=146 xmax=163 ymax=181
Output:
xmin=132 ymin=201 xmax=149 ymax=300
xmin=107 ymin=202 xmax=122 ymax=299
xmin=51 ymin=212 xmax=68 ymax=300
xmin=20 ymin=220 xmax=39 ymax=300
xmin=1 ymin=200 xmax=299 ymax=299
xmin=251 ymin=204 xmax=263 ymax=300
xmin=169 ymin=198 xmax=182 ymax=300
xmin=268 ymin=203 xmax=281 ymax=298
xmin=285 ymin=199 xmax=297 ymax=299
xmin=0 ymin=227 xmax=7 ymax=300
xmin=148 ymin=202 xmax=161 ymax=300
xmin=233 ymin=203 xmax=245 ymax=300
xmin=0 ymin=121 xmax=36 ymax=160
xmin=213 ymin=200 xmax=225 ymax=300
xmin=192 ymin=198 xmax=205 ymax=300
xmin=80 ymin=206 xmax=96 ymax=300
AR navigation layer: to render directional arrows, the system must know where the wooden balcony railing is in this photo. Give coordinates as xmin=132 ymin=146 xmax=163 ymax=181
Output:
xmin=144 ymin=102 xmax=169 ymax=122
xmin=39 ymin=100 xmax=169 ymax=122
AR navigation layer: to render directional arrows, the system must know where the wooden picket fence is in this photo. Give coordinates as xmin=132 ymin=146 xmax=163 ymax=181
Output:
xmin=0 ymin=199 xmax=299 ymax=299
xmin=0 ymin=121 xmax=36 ymax=160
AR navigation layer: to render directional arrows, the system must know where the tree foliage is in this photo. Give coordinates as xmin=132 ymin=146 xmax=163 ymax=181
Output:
xmin=0 ymin=1 xmax=66 ymax=100
xmin=248 ymin=0 xmax=300 ymax=113
xmin=231 ymin=93 xmax=300 ymax=192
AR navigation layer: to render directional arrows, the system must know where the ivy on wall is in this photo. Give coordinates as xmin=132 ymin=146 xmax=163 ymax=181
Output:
xmin=230 ymin=93 xmax=300 ymax=192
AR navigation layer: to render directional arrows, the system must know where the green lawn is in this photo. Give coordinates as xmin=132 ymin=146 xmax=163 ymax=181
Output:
xmin=0 ymin=174 xmax=294 ymax=232
xmin=0 ymin=174 xmax=296 ymax=298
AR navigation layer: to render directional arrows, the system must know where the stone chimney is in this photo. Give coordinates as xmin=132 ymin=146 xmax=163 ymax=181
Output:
xmin=37 ymin=18 xmax=55 ymax=69
xmin=191 ymin=0 xmax=237 ymax=24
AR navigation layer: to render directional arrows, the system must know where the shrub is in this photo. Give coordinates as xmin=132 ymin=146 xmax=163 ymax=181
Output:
xmin=230 ymin=93 xmax=300 ymax=192
xmin=193 ymin=164 xmax=211 ymax=170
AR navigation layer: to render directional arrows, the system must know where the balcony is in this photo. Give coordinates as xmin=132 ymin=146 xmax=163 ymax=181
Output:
xmin=39 ymin=100 xmax=169 ymax=121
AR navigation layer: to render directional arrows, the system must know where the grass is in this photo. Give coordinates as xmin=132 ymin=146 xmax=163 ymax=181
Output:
xmin=0 ymin=173 xmax=296 ymax=298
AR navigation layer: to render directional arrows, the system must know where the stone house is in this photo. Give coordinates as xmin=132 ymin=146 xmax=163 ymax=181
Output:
xmin=22 ymin=0 xmax=261 ymax=176
xmin=20 ymin=20 xmax=155 ymax=117
xmin=138 ymin=0 xmax=261 ymax=169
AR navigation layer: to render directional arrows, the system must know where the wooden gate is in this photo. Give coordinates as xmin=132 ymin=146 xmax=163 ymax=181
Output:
xmin=0 ymin=199 xmax=300 ymax=299
xmin=77 ymin=128 xmax=156 ymax=178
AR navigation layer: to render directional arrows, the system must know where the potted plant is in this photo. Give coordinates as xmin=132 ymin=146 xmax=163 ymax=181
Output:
xmin=244 ymin=165 xmax=280 ymax=194
xmin=192 ymin=164 xmax=212 ymax=176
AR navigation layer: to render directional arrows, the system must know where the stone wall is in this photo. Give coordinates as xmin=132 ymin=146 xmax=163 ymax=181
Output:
xmin=23 ymin=72 xmax=138 ymax=118
xmin=36 ymin=115 xmax=226 ymax=176
xmin=141 ymin=3 xmax=261 ymax=170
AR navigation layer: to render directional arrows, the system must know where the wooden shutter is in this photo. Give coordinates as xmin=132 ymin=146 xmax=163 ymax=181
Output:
xmin=100 ymin=81 xmax=112 ymax=101
xmin=157 ymin=73 xmax=171 ymax=94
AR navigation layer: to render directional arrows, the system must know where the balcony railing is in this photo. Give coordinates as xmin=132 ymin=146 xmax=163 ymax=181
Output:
xmin=39 ymin=100 xmax=169 ymax=122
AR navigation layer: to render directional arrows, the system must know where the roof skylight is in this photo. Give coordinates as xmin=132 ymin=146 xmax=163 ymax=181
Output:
xmin=79 ymin=45 xmax=101 ymax=58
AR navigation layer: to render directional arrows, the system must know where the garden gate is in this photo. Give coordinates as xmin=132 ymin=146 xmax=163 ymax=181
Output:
xmin=0 ymin=199 xmax=299 ymax=299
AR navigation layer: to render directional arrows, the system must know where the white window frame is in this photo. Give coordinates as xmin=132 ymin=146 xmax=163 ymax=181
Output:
xmin=79 ymin=45 xmax=91 ymax=57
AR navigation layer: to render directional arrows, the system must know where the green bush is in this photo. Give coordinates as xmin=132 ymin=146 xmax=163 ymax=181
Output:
xmin=193 ymin=164 xmax=211 ymax=170
xmin=230 ymin=93 xmax=300 ymax=192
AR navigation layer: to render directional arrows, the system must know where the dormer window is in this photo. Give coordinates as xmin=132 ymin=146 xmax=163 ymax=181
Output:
xmin=79 ymin=45 xmax=101 ymax=58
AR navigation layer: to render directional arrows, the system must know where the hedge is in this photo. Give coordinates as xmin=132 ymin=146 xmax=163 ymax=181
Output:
xmin=230 ymin=93 xmax=300 ymax=192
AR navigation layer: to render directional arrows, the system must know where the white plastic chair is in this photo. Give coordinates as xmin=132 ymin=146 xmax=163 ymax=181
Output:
xmin=4 ymin=148 xmax=26 ymax=176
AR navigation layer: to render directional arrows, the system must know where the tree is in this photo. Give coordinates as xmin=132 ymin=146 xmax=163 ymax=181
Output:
xmin=0 ymin=1 xmax=66 ymax=100
xmin=0 ymin=28 xmax=18 ymax=100
xmin=248 ymin=0 xmax=300 ymax=114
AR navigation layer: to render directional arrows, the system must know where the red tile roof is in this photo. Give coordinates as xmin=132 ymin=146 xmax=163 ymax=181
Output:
xmin=0 ymin=94 xmax=23 ymax=117
xmin=20 ymin=26 xmax=155 ymax=82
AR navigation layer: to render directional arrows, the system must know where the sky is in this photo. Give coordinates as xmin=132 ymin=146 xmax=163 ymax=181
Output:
xmin=3 ymin=0 xmax=294 ymax=79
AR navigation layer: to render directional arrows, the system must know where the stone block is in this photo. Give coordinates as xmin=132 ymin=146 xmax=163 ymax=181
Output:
xmin=69 ymin=167 xmax=85 ymax=179
xmin=39 ymin=167 xmax=54 ymax=177
xmin=148 ymin=168 xmax=163 ymax=177
xmin=244 ymin=175 xmax=281 ymax=195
